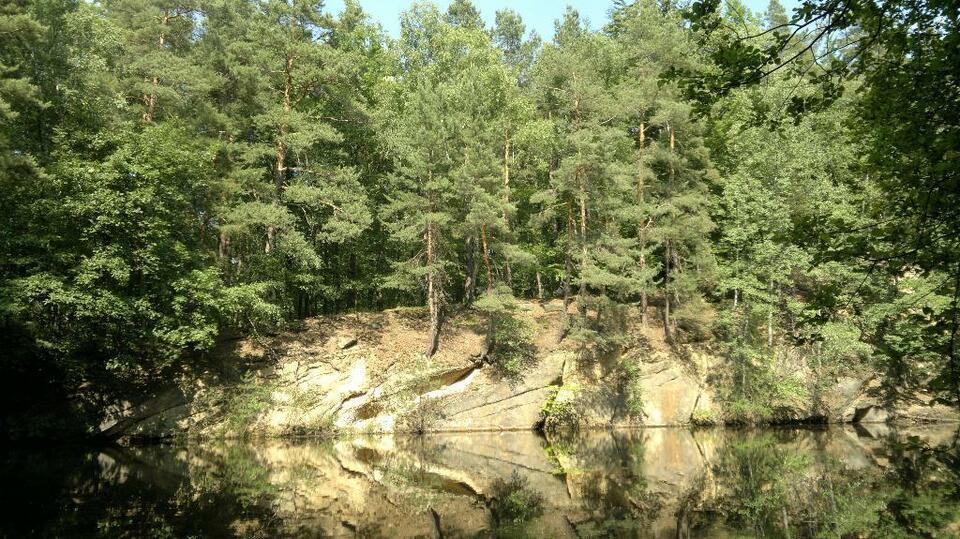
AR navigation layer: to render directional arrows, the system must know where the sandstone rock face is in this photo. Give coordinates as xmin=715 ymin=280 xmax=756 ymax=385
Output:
xmin=169 ymin=351 xmax=701 ymax=439
xmin=432 ymin=353 xmax=565 ymax=431
xmin=856 ymin=406 xmax=890 ymax=423
xmin=637 ymin=358 xmax=711 ymax=426
xmin=99 ymin=389 xmax=187 ymax=439
xmin=96 ymin=302 xmax=958 ymax=441
xmin=825 ymin=375 xmax=960 ymax=425
xmin=831 ymin=375 xmax=875 ymax=422
xmin=890 ymin=399 xmax=960 ymax=423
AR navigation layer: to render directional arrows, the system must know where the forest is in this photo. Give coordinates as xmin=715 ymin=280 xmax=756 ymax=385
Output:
xmin=1 ymin=0 xmax=958 ymax=431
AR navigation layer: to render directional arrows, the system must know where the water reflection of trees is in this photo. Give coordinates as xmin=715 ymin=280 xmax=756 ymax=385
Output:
xmin=674 ymin=429 xmax=960 ymax=537
xmin=547 ymin=430 xmax=664 ymax=537
xmin=3 ymin=429 xmax=958 ymax=538
xmin=1 ymin=444 xmax=285 ymax=537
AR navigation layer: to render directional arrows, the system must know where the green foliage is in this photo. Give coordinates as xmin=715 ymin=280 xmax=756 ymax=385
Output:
xmin=215 ymin=375 xmax=276 ymax=436
xmin=2 ymin=0 xmax=958 ymax=427
xmin=818 ymin=320 xmax=872 ymax=367
xmin=475 ymin=287 xmax=537 ymax=379
xmin=540 ymin=384 xmax=582 ymax=433
xmin=690 ymin=407 xmax=719 ymax=426
xmin=3 ymin=123 xmax=224 ymax=383
xmin=488 ymin=471 xmax=545 ymax=525
xmin=620 ymin=358 xmax=645 ymax=418
xmin=684 ymin=0 xmax=960 ymax=406
xmin=722 ymin=342 xmax=810 ymax=423
xmin=192 ymin=443 xmax=283 ymax=508
xmin=219 ymin=282 xmax=284 ymax=329
xmin=398 ymin=395 xmax=444 ymax=435
xmin=673 ymin=430 xmax=960 ymax=537
xmin=574 ymin=296 xmax=632 ymax=345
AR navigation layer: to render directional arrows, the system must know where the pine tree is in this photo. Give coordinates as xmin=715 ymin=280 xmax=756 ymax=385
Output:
xmin=491 ymin=8 xmax=539 ymax=81
xmin=204 ymin=0 xmax=371 ymax=319
xmin=383 ymin=6 xmax=462 ymax=356
xmin=612 ymin=0 xmax=717 ymax=343
xmin=384 ymin=4 xmax=529 ymax=356
xmin=531 ymin=12 xmax=638 ymax=353
xmin=764 ymin=0 xmax=789 ymax=29
xmin=445 ymin=0 xmax=483 ymax=30
xmin=104 ymin=0 xmax=212 ymax=123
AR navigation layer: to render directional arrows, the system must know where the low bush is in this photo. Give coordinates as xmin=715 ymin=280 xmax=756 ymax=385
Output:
xmin=489 ymin=471 xmax=545 ymax=525
xmin=691 ymin=407 xmax=719 ymax=426
xmin=475 ymin=287 xmax=537 ymax=380
xmin=540 ymin=385 xmax=581 ymax=432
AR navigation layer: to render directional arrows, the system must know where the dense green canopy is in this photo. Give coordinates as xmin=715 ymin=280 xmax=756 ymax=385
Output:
xmin=1 ymin=0 xmax=957 ymax=420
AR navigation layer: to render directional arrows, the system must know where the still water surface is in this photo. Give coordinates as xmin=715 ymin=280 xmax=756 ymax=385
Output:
xmin=2 ymin=425 xmax=959 ymax=538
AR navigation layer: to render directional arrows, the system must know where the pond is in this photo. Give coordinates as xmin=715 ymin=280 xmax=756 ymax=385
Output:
xmin=2 ymin=425 xmax=959 ymax=537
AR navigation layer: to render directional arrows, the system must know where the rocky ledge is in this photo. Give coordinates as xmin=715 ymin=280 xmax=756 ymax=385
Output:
xmin=99 ymin=301 xmax=959 ymax=441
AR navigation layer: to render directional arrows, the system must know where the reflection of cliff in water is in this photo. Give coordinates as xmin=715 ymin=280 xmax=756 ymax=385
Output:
xmin=1 ymin=425 xmax=958 ymax=537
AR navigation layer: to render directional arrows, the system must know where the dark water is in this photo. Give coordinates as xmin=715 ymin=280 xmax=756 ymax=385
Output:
xmin=2 ymin=425 xmax=959 ymax=538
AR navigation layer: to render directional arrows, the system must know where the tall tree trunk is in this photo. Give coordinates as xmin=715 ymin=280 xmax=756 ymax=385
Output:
xmin=733 ymin=250 xmax=741 ymax=309
xmin=637 ymin=122 xmax=647 ymax=326
xmin=767 ymin=309 xmax=774 ymax=347
xmin=480 ymin=224 xmax=496 ymax=356
xmin=144 ymin=75 xmax=159 ymax=122
xmin=563 ymin=203 xmax=574 ymax=319
xmin=664 ymin=239 xmax=673 ymax=344
xmin=742 ymin=303 xmax=751 ymax=342
xmin=277 ymin=55 xmax=293 ymax=194
xmin=267 ymin=55 xmax=294 ymax=253
xmin=218 ymin=231 xmax=229 ymax=261
xmin=426 ymin=219 xmax=440 ymax=357
xmin=502 ymin=135 xmax=513 ymax=288
xmin=639 ymin=243 xmax=648 ymax=325
xmin=578 ymin=171 xmax=588 ymax=318
xmin=143 ymin=12 xmax=171 ymax=123
xmin=663 ymin=126 xmax=676 ymax=343
xmin=480 ymin=224 xmax=493 ymax=293
xmin=464 ymin=235 xmax=476 ymax=303
xmin=536 ymin=271 xmax=544 ymax=300
xmin=949 ymin=258 xmax=960 ymax=408
xmin=767 ymin=274 xmax=774 ymax=348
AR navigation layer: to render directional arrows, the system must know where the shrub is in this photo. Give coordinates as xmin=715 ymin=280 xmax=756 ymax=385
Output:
xmin=566 ymin=296 xmax=631 ymax=362
xmin=723 ymin=342 xmax=811 ymax=424
xmin=674 ymin=296 xmax=716 ymax=343
xmin=691 ymin=408 xmax=719 ymax=426
xmin=489 ymin=471 xmax=545 ymax=524
xmin=398 ymin=394 xmax=444 ymax=434
xmin=540 ymin=385 xmax=581 ymax=432
xmin=474 ymin=287 xmax=537 ymax=380
xmin=620 ymin=359 xmax=645 ymax=419
xmin=217 ymin=374 xmax=275 ymax=436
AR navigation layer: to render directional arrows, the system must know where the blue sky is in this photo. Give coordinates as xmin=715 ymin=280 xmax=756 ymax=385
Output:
xmin=323 ymin=0 xmax=799 ymax=39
